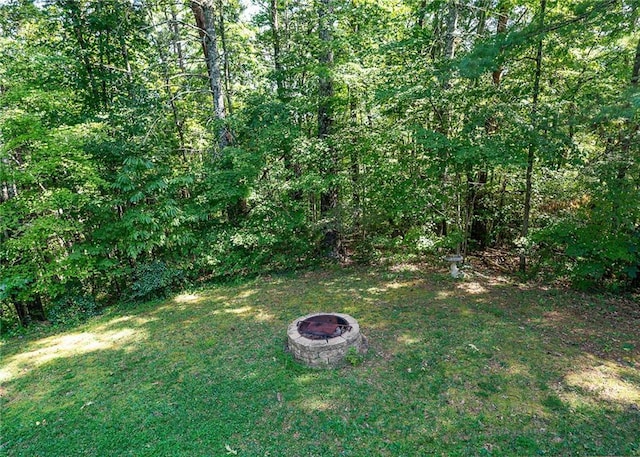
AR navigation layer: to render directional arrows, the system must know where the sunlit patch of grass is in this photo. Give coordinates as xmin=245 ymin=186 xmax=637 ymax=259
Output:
xmin=365 ymin=280 xmax=419 ymax=295
xmin=505 ymin=361 xmax=532 ymax=376
xmin=456 ymin=281 xmax=489 ymax=294
xmin=173 ymin=293 xmax=201 ymax=303
xmin=561 ymin=358 xmax=640 ymax=406
xmin=211 ymin=305 xmax=254 ymax=315
xmin=389 ymin=263 xmax=423 ymax=273
xmin=234 ymin=288 xmax=258 ymax=299
xmin=397 ymin=333 xmax=422 ymax=345
xmin=296 ymin=395 xmax=336 ymax=412
xmin=436 ymin=290 xmax=454 ymax=299
xmin=0 ymin=322 xmax=147 ymax=383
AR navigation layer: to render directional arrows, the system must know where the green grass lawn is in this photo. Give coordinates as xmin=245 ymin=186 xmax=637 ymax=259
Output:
xmin=2 ymin=265 xmax=639 ymax=456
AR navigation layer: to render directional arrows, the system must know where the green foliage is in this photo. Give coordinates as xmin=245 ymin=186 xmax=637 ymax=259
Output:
xmin=47 ymin=294 xmax=101 ymax=326
xmin=534 ymin=195 xmax=640 ymax=290
xmin=1 ymin=0 xmax=638 ymax=334
xmin=128 ymin=261 xmax=185 ymax=302
xmin=344 ymin=346 xmax=364 ymax=366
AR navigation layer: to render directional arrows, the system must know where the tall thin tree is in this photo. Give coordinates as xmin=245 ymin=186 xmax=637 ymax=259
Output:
xmin=317 ymin=0 xmax=340 ymax=257
xmin=191 ymin=0 xmax=229 ymax=152
xmin=519 ymin=0 xmax=546 ymax=272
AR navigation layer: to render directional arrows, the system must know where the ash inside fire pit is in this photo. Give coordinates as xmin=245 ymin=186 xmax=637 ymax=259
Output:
xmin=287 ymin=312 xmax=367 ymax=368
xmin=297 ymin=314 xmax=351 ymax=340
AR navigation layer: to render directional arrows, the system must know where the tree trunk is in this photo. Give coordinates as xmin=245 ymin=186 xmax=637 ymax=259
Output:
xmin=270 ymin=0 xmax=285 ymax=98
xmin=492 ymin=8 xmax=508 ymax=86
xmin=191 ymin=0 xmax=228 ymax=152
xmin=349 ymin=92 xmax=362 ymax=238
xmin=1 ymin=181 xmax=18 ymax=203
xmin=430 ymin=11 xmax=442 ymax=60
xmin=444 ymin=1 xmax=459 ymax=61
xmin=627 ymin=38 xmax=639 ymax=289
xmin=519 ymin=0 xmax=546 ymax=273
xmin=469 ymin=6 xmax=509 ymax=250
xmin=417 ymin=0 xmax=427 ymax=29
xmin=118 ymin=3 xmax=133 ymax=92
xmin=318 ymin=0 xmax=334 ymax=141
xmin=435 ymin=1 xmax=460 ymax=245
xmin=66 ymin=3 xmax=100 ymax=109
xmin=317 ymin=0 xmax=340 ymax=258
xmin=170 ymin=5 xmax=186 ymax=73
xmin=98 ymin=20 xmax=108 ymax=109
xmin=218 ymin=0 xmax=233 ymax=115
xmin=466 ymin=170 xmax=489 ymax=252
xmin=14 ymin=295 xmax=47 ymax=327
xmin=475 ymin=0 xmax=489 ymax=38
xmin=632 ymin=36 xmax=640 ymax=87
xmin=154 ymin=14 xmax=186 ymax=156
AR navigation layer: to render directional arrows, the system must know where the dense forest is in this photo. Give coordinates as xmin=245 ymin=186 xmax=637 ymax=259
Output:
xmin=1 ymin=0 xmax=638 ymax=328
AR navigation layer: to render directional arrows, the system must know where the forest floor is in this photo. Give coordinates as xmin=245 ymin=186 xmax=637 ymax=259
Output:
xmin=1 ymin=263 xmax=639 ymax=456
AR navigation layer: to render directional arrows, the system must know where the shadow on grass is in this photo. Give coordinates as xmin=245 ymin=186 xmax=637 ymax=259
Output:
xmin=1 ymin=265 xmax=639 ymax=456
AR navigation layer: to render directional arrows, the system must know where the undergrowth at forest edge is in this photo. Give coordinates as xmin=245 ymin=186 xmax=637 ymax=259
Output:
xmin=1 ymin=265 xmax=638 ymax=456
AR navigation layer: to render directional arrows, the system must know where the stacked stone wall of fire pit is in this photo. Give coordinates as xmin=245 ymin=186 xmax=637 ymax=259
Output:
xmin=287 ymin=312 xmax=367 ymax=368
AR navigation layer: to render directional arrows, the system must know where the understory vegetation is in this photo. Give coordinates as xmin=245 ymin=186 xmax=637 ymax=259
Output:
xmin=1 ymin=266 xmax=638 ymax=456
xmin=1 ymin=0 xmax=639 ymax=330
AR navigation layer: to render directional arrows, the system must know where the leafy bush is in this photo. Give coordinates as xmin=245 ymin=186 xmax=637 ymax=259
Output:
xmin=0 ymin=302 xmax=21 ymax=336
xmin=47 ymin=295 xmax=101 ymax=326
xmin=193 ymin=218 xmax=315 ymax=280
xmin=128 ymin=261 xmax=184 ymax=302
xmin=534 ymin=220 xmax=640 ymax=291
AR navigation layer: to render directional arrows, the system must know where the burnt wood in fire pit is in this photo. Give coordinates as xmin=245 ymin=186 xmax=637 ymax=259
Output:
xmin=297 ymin=314 xmax=351 ymax=340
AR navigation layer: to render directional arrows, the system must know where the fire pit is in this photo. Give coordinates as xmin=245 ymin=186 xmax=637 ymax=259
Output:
xmin=287 ymin=312 xmax=367 ymax=368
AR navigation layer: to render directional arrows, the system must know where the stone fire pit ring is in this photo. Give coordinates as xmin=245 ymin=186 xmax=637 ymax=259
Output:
xmin=287 ymin=312 xmax=367 ymax=368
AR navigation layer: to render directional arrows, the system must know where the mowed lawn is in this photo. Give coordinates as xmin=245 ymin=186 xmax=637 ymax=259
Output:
xmin=1 ymin=265 xmax=639 ymax=456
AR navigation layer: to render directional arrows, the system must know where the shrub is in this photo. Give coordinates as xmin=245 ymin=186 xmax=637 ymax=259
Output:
xmin=533 ymin=220 xmax=639 ymax=291
xmin=47 ymin=294 xmax=101 ymax=326
xmin=128 ymin=261 xmax=184 ymax=302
